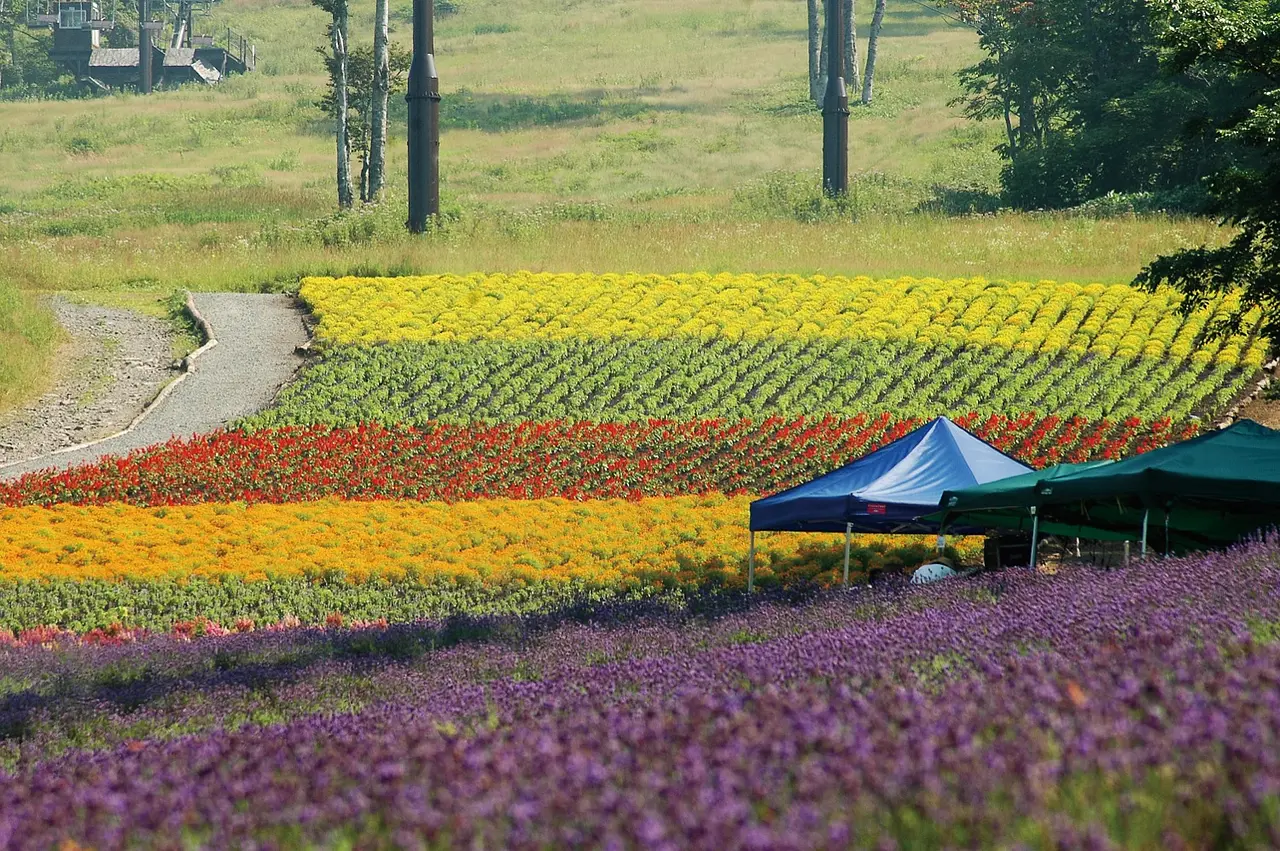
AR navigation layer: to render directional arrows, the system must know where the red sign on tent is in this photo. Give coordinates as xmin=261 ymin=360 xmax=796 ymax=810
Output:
xmin=867 ymin=504 xmax=887 ymax=515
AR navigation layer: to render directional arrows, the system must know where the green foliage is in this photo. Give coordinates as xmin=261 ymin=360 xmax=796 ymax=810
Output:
xmin=241 ymin=335 xmax=1252 ymax=430
xmin=1135 ymin=0 xmax=1280 ymax=345
xmin=0 ymin=575 xmax=651 ymax=633
xmin=0 ymin=281 xmax=59 ymax=411
xmin=951 ymin=0 xmax=1246 ymax=210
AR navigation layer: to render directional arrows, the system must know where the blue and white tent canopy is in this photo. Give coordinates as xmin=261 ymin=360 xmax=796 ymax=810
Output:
xmin=749 ymin=417 xmax=1031 ymax=534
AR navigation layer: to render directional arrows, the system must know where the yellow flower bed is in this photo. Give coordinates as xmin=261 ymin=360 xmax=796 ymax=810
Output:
xmin=0 ymin=497 xmax=977 ymax=586
xmin=301 ymin=273 xmax=1267 ymax=369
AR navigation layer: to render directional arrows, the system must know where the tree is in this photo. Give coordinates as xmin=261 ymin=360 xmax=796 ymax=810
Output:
xmin=861 ymin=0 xmax=885 ymax=104
xmin=951 ymin=0 xmax=1248 ymax=209
xmin=810 ymin=0 xmax=860 ymax=107
xmin=367 ymin=0 xmax=389 ymax=202
xmin=1135 ymin=0 xmax=1280 ymax=343
xmin=808 ymin=0 xmax=820 ymax=102
xmin=314 ymin=0 xmax=354 ymax=209
xmin=319 ymin=42 xmax=411 ymax=203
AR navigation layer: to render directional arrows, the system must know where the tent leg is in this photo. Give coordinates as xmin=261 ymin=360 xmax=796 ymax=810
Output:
xmin=1029 ymin=510 xmax=1039 ymax=571
xmin=1140 ymin=508 xmax=1150 ymax=558
xmin=1165 ymin=511 xmax=1170 ymax=557
xmin=842 ymin=523 xmax=852 ymax=588
xmin=1123 ymin=540 xmax=1130 ymax=567
xmin=936 ymin=531 xmax=946 ymax=554
xmin=747 ymin=530 xmax=756 ymax=594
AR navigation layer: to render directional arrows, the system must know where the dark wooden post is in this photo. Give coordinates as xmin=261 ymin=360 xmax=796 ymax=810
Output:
xmin=822 ymin=0 xmax=849 ymax=196
xmin=406 ymin=0 xmax=439 ymax=232
xmin=138 ymin=0 xmax=152 ymax=93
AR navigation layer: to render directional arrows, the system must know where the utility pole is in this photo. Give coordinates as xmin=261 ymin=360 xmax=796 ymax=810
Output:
xmin=138 ymin=0 xmax=152 ymax=94
xmin=406 ymin=0 xmax=439 ymax=232
xmin=822 ymin=0 xmax=849 ymax=196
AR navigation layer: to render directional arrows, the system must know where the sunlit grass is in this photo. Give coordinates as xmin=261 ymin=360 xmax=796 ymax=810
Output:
xmin=0 ymin=282 xmax=61 ymax=414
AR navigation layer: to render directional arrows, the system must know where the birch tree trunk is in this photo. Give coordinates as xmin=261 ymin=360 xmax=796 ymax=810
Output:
xmin=367 ymin=0 xmax=389 ymax=202
xmin=845 ymin=0 xmax=860 ymax=96
xmin=807 ymin=0 xmax=820 ymax=104
xmin=861 ymin=0 xmax=885 ymax=105
xmin=332 ymin=0 xmax=354 ymax=209
xmin=818 ymin=0 xmax=828 ymax=103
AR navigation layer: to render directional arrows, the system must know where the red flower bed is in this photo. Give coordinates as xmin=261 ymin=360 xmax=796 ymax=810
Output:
xmin=0 ymin=414 xmax=1195 ymax=507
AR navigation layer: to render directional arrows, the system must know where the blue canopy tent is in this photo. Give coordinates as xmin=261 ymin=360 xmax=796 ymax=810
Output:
xmin=747 ymin=417 xmax=1031 ymax=589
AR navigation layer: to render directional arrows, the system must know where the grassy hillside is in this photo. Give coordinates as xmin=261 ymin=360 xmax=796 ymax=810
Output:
xmin=0 ymin=0 xmax=1228 ymax=291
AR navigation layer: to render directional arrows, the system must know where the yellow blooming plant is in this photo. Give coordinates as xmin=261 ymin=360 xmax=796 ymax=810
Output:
xmin=0 ymin=498 xmax=981 ymax=587
xmin=300 ymin=273 xmax=1269 ymax=370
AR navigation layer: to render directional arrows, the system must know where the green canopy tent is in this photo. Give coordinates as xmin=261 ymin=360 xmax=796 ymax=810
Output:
xmin=929 ymin=420 xmax=1280 ymax=563
xmin=1032 ymin=420 xmax=1280 ymax=553
xmin=927 ymin=461 xmax=1129 ymax=568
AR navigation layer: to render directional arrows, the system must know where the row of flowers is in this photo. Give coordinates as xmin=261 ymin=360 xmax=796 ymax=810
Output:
xmin=0 ymin=495 xmax=978 ymax=586
xmin=301 ymin=273 xmax=1268 ymax=368
xmin=2 ymin=415 xmax=1193 ymax=508
xmin=243 ymin=335 xmax=1250 ymax=429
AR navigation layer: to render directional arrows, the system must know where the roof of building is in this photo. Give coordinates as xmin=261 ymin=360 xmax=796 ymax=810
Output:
xmin=163 ymin=47 xmax=196 ymax=66
xmin=87 ymin=47 xmax=138 ymax=67
xmin=189 ymin=59 xmax=220 ymax=84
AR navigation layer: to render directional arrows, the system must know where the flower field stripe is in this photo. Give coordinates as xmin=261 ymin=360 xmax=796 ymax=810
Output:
xmin=1 ymin=416 xmax=1192 ymax=508
xmin=300 ymin=272 xmax=1268 ymax=369
xmin=243 ymin=336 xmax=1253 ymax=428
xmin=0 ymin=495 xmax=974 ymax=586
xmin=2 ymin=541 xmax=1280 ymax=847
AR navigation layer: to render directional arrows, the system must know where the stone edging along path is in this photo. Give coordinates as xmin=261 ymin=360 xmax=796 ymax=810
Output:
xmin=0 ymin=292 xmax=308 ymax=481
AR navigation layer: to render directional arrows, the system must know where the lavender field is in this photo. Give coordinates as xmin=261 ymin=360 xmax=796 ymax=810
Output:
xmin=0 ymin=539 xmax=1278 ymax=848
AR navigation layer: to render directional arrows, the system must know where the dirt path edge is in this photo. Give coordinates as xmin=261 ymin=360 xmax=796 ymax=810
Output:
xmin=0 ymin=291 xmax=218 ymax=474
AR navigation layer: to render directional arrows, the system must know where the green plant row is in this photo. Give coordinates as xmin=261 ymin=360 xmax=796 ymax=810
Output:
xmin=242 ymin=337 xmax=1251 ymax=430
xmin=0 ymin=539 xmax=953 ymax=634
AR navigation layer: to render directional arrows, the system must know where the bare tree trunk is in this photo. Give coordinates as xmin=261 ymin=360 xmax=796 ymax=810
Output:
xmin=807 ymin=0 xmax=820 ymax=103
xmin=332 ymin=1 xmax=353 ymax=209
xmin=367 ymin=0 xmax=389 ymax=201
xmin=818 ymin=0 xmax=828 ymax=103
xmin=861 ymin=0 xmax=885 ymax=105
xmin=845 ymin=0 xmax=859 ymax=96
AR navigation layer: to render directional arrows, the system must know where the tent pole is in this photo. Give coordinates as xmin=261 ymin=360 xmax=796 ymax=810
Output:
xmin=747 ymin=530 xmax=756 ymax=594
xmin=1140 ymin=508 xmax=1150 ymax=558
xmin=1029 ymin=508 xmax=1039 ymax=570
xmin=842 ymin=523 xmax=852 ymax=587
xmin=1165 ymin=511 xmax=1170 ymax=557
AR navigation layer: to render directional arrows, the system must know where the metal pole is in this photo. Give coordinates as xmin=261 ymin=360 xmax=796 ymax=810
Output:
xmin=1165 ymin=511 xmax=1170 ymax=557
xmin=821 ymin=0 xmax=849 ymax=197
xmin=138 ymin=0 xmax=152 ymax=94
xmin=842 ymin=522 xmax=852 ymax=587
xmin=747 ymin=530 xmax=756 ymax=594
xmin=407 ymin=0 xmax=440 ymax=232
xmin=1029 ymin=508 xmax=1039 ymax=570
xmin=1140 ymin=508 xmax=1149 ymax=558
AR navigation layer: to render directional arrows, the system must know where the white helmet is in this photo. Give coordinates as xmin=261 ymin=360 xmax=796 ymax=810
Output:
xmin=911 ymin=563 xmax=958 ymax=585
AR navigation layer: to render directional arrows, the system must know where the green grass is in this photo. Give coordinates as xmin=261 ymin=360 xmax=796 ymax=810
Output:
xmin=0 ymin=0 xmax=1224 ymax=289
xmin=0 ymin=282 xmax=61 ymax=414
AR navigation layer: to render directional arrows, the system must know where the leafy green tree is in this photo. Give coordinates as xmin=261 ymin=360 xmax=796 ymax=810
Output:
xmin=319 ymin=41 xmax=410 ymax=204
xmin=1136 ymin=0 xmax=1280 ymax=344
xmin=951 ymin=0 xmax=1247 ymax=209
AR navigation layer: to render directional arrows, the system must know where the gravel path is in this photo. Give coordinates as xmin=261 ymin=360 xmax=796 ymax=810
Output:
xmin=0 ymin=293 xmax=308 ymax=480
xmin=0 ymin=298 xmax=175 ymax=466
